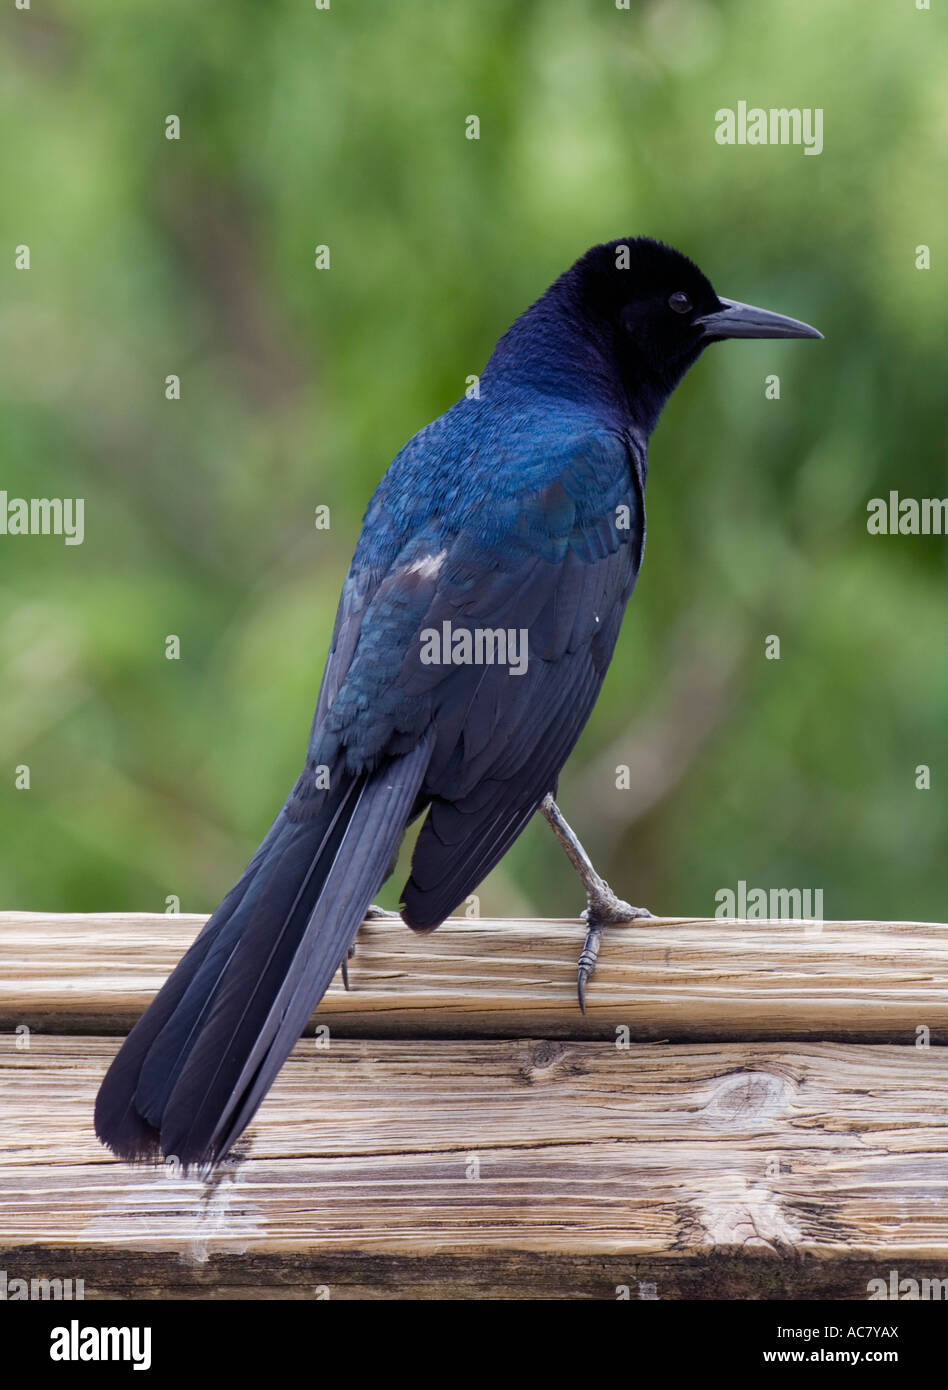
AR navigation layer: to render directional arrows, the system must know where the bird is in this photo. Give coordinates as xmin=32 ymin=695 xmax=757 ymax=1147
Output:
xmin=94 ymin=236 xmax=821 ymax=1169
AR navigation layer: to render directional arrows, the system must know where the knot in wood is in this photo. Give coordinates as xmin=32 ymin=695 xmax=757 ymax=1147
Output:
xmin=702 ymin=1069 xmax=795 ymax=1127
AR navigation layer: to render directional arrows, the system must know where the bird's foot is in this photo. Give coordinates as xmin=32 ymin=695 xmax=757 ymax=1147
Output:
xmin=340 ymin=905 xmax=400 ymax=989
xmin=340 ymin=943 xmax=356 ymax=992
xmin=582 ymin=883 xmax=652 ymax=927
xmin=577 ymin=883 xmax=652 ymax=1013
xmin=537 ymin=795 xmax=651 ymax=1010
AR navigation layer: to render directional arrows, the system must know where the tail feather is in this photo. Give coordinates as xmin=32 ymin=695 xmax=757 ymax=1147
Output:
xmin=192 ymin=756 xmax=429 ymax=1163
xmin=94 ymin=737 xmax=432 ymax=1168
xmin=135 ymin=777 xmax=362 ymax=1131
xmin=91 ymin=814 xmax=289 ymax=1160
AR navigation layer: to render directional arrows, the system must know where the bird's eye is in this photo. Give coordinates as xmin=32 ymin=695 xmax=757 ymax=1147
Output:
xmin=668 ymin=291 xmax=693 ymax=314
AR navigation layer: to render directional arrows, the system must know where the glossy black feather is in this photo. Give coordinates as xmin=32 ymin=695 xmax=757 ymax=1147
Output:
xmin=95 ymin=236 xmax=798 ymax=1166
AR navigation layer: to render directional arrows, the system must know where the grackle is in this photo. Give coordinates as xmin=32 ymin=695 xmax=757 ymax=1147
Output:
xmin=95 ymin=237 xmax=821 ymax=1167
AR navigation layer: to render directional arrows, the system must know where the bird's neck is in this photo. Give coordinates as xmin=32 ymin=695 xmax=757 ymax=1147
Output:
xmin=481 ymin=288 xmax=673 ymax=446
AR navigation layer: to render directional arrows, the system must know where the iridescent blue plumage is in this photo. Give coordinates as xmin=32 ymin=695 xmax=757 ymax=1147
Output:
xmin=94 ymin=237 xmax=821 ymax=1165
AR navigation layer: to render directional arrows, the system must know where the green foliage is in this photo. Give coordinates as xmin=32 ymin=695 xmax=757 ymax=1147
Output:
xmin=1 ymin=0 xmax=945 ymax=921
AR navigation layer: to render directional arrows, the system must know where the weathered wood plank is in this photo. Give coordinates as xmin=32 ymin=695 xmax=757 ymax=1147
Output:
xmin=1 ymin=1036 xmax=946 ymax=1297
xmin=2 ymin=911 xmax=946 ymax=1041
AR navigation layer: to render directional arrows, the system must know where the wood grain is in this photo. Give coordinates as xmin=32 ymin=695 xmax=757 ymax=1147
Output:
xmin=2 ymin=911 xmax=946 ymax=1041
xmin=1 ymin=1036 xmax=946 ymax=1298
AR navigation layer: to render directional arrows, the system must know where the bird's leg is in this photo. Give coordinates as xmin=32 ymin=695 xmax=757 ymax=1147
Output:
xmin=539 ymin=794 xmax=652 ymax=1012
xmin=339 ymin=904 xmax=401 ymax=990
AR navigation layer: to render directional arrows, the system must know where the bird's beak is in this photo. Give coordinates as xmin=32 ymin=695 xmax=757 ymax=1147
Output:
xmin=696 ymin=297 xmax=823 ymax=341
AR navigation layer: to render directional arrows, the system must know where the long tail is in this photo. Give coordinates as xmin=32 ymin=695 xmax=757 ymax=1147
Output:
xmin=94 ymin=738 xmax=431 ymax=1168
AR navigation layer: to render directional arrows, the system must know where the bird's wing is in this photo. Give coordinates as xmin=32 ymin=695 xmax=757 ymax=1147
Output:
xmin=314 ymin=428 xmax=646 ymax=926
xmin=95 ymin=425 xmax=644 ymax=1167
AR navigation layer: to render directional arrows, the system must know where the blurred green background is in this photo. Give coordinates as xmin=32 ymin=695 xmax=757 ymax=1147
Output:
xmin=1 ymin=0 xmax=946 ymax=923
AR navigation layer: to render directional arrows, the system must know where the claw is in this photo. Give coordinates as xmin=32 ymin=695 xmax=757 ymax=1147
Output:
xmin=576 ymin=899 xmax=652 ymax=1011
xmin=577 ymin=964 xmax=590 ymax=1014
xmin=576 ymin=925 xmax=603 ymax=1014
xmin=340 ymin=906 xmax=396 ymax=987
xmin=539 ymin=794 xmax=652 ymax=1012
xmin=340 ymin=941 xmax=357 ymax=991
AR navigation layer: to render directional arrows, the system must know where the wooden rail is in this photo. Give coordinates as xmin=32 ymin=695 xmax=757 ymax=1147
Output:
xmin=4 ymin=911 xmax=947 ymax=1039
xmin=1 ymin=912 xmax=947 ymax=1298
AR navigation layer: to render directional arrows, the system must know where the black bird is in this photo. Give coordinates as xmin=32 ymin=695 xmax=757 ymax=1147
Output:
xmin=95 ymin=237 xmax=821 ymax=1168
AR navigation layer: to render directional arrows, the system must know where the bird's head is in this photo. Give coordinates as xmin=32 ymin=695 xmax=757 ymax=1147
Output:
xmin=561 ymin=236 xmax=821 ymax=425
